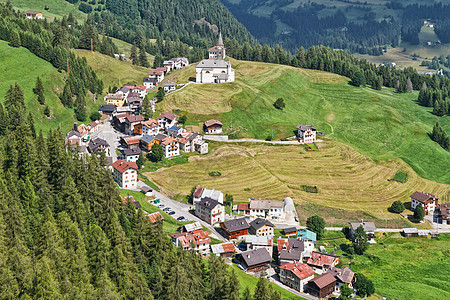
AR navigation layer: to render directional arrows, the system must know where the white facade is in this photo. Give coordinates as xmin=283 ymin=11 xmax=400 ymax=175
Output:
xmin=296 ymin=125 xmax=317 ymax=143
xmin=161 ymin=138 xmax=179 ymax=158
xmin=195 ymin=140 xmax=209 ymax=154
xmin=195 ymin=200 xmax=225 ymax=226
xmin=249 ymin=199 xmax=285 ymax=219
xmin=196 ymin=60 xmax=235 ymax=84
xmin=113 ymin=167 xmax=137 ymax=188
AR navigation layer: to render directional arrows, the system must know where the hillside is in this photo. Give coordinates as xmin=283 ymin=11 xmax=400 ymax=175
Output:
xmin=0 ymin=40 xmax=88 ymax=133
xmin=160 ymin=59 xmax=450 ymax=184
xmin=8 ymin=0 xmax=86 ymax=21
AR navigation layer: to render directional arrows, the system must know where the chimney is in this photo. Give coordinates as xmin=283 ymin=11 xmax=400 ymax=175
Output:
xmin=74 ymin=122 xmax=78 ymax=131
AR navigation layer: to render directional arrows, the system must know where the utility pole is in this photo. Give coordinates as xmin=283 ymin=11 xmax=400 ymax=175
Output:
xmin=91 ymin=38 xmax=93 ymax=53
xmin=66 ymin=58 xmax=69 ymax=75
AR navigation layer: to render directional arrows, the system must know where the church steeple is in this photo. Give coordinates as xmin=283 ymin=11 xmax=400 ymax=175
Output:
xmin=217 ymin=31 xmax=224 ymax=46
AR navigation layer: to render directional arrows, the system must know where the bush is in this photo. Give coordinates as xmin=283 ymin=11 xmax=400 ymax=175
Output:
xmin=414 ymin=205 xmax=425 ymax=221
xmin=273 ymin=97 xmax=285 ymax=110
xmin=208 ymin=171 xmax=222 ymax=177
xmin=90 ymin=111 xmax=102 ymax=121
xmin=300 ymin=185 xmax=318 ymax=193
xmin=351 ymin=71 xmax=366 ymax=87
xmin=388 ymin=200 xmax=405 ymax=213
xmin=265 ymin=135 xmax=272 ymax=141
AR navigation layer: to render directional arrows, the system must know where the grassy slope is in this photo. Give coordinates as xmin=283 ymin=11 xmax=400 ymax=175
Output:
xmin=73 ymin=49 xmax=149 ymax=92
xmin=145 ymin=142 xmax=449 ymax=221
xmin=8 ymin=0 xmax=86 ymax=21
xmin=161 ymin=59 xmax=450 ymax=184
xmin=352 ymin=233 xmax=450 ymax=300
xmin=0 ymin=40 xmax=80 ymax=133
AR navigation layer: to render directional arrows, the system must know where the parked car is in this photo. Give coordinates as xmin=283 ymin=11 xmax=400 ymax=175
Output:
xmin=168 ymin=211 xmax=175 ymax=215
xmin=177 ymin=216 xmax=185 ymax=221
xmin=158 ymin=204 xmax=164 ymax=208
xmin=163 ymin=207 xmax=171 ymax=212
xmin=180 ymin=218 xmax=189 ymax=222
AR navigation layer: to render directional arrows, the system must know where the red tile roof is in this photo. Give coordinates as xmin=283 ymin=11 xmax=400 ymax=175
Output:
xmin=121 ymin=196 xmax=135 ymax=204
xmin=112 ymin=159 xmax=138 ymax=174
xmin=157 ymin=112 xmax=177 ymax=121
xmin=148 ymin=70 xmax=163 ymax=76
xmin=126 ymin=115 xmax=145 ymax=123
xmin=277 ymin=238 xmax=290 ymax=251
xmin=161 ymin=137 xmax=174 ymax=146
xmin=193 ymin=187 xmax=204 ymax=198
xmin=280 ymin=262 xmax=315 ymax=280
xmin=410 ymin=191 xmax=437 ymax=203
xmin=307 ymin=252 xmax=338 ymax=268
xmin=170 ymin=230 xmax=211 ymax=247
xmin=148 ymin=212 xmax=164 ymax=223
xmin=142 ymin=119 xmax=159 ymax=128
xmin=204 ymin=119 xmax=223 ymax=127
xmin=309 ymin=272 xmax=336 ymax=289
xmin=236 ymin=203 xmax=249 ymax=211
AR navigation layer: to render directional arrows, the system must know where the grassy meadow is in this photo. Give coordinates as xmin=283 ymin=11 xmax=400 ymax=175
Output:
xmin=161 ymin=59 xmax=450 ymax=184
xmin=352 ymin=233 xmax=450 ymax=300
xmin=8 ymin=0 xmax=86 ymax=21
xmin=144 ymin=141 xmax=449 ymax=221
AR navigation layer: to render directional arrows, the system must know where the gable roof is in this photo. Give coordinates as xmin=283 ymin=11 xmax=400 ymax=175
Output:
xmin=169 ymin=125 xmax=182 ymax=132
xmin=182 ymin=221 xmax=202 ymax=233
xmin=99 ymin=104 xmax=116 ymax=112
xmin=277 ymin=238 xmax=306 ymax=252
xmin=410 ymin=191 xmax=437 ymax=203
xmin=126 ymin=115 xmax=145 ymax=123
xmin=193 ymin=187 xmax=204 ymax=198
xmin=148 ymin=212 xmax=164 ymax=223
xmin=204 ymin=119 xmax=223 ymax=127
xmin=111 ymin=159 xmax=138 ymax=173
xmin=309 ymin=272 xmax=336 ymax=289
xmin=122 ymin=148 xmax=141 ymax=156
xmin=197 ymin=197 xmax=221 ymax=210
xmin=238 ymin=248 xmax=272 ymax=267
xmin=88 ymin=137 xmax=109 ymax=152
xmin=210 ymin=242 xmax=236 ymax=255
xmin=236 ymin=203 xmax=249 ymax=211
xmin=26 ymin=10 xmax=41 ymax=14
xmin=326 ymin=267 xmax=354 ymax=284
xmin=242 ymin=235 xmax=273 ymax=246
xmin=296 ymin=124 xmax=316 ymax=132
xmin=141 ymin=135 xmax=157 ymax=144
xmin=221 ymin=218 xmax=249 ymax=232
xmin=161 ymin=137 xmax=174 ymax=146
xmin=349 ymin=221 xmax=376 ymax=232
xmin=282 ymin=227 xmax=298 ymax=234
xmin=307 ymin=252 xmax=339 ymax=268
xmin=157 ymin=112 xmax=177 ymax=121
xmin=249 ymin=199 xmax=284 ymax=210
xmin=142 ymin=119 xmax=159 ymax=128
xmin=196 ymin=59 xmax=230 ymax=68
xmin=279 ymin=249 xmax=302 ymax=261
xmin=250 ymin=218 xmax=274 ymax=231
xmin=280 ymin=262 xmax=314 ymax=280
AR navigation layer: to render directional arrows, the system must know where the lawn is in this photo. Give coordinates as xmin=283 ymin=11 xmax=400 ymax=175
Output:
xmin=352 ymin=233 xmax=450 ymax=300
xmin=0 ymin=40 xmax=91 ymax=134
xmin=144 ymin=142 xmax=449 ymax=221
xmin=161 ymin=59 xmax=450 ymax=184
xmin=9 ymin=0 xmax=86 ymax=21
xmin=73 ymin=49 xmax=149 ymax=93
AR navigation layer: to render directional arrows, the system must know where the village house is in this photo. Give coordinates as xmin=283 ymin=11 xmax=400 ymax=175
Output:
xmin=163 ymin=60 xmax=175 ymax=72
xmin=249 ymin=199 xmax=285 ymax=219
xmin=121 ymin=196 xmax=140 ymax=210
xmin=104 ymin=93 xmax=125 ymax=107
xmin=168 ymin=126 xmax=185 ymax=138
xmin=111 ymin=159 xmax=138 ymax=188
xmin=249 ymin=218 xmax=274 ymax=237
xmin=282 ymin=227 xmax=298 ymax=237
xmin=307 ymin=252 xmax=339 ymax=274
xmin=163 ymin=81 xmax=177 ymax=92
xmin=241 ymin=235 xmax=274 ymax=257
xmin=88 ymin=121 xmax=99 ymax=134
xmin=25 ymin=10 xmax=44 ymax=19
xmin=143 ymin=77 xmax=158 ymax=89
xmin=157 ymin=112 xmax=178 ymax=131
xmin=65 ymin=123 xmax=82 ymax=147
xmin=235 ymin=248 xmax=272 ymax=273
xmin=156 ymin=67 xmax=168 ymax=75
xmin=140 ymin=134 xmax=165 ymax=151
xmin=297 ymin=229 xmax=317 ymax=243
xmin=194 ymin=140 xmax=209 ymax=154
xmin=121 ymin=148 xmax=141 ymax=163
xmin=306 ymin=272 xmax=336 ymax=299
xmin=113 ymin=112 xmax=130 ymax=131
xmin=204 ymin=119 xmax=223 ymax=134
xmin=439 ymin=203 xmax=450 ymax=225
xmin=279 ymin=262 xmax=315 ymax=293
xmin=124 ymin=115 xmax=145 ymax=135
xmin=140 ymin=185 xmax=153 ymax=196
xmin=296 ymin=124 xmax=317 ymax=143
xmin=210 ymin=242 xmax=236 ymax=258
xmin=148 ymin=212 xmax=163 ymax=223
xmin=233 ymin=203 xmax=250 ymax=215
xmin=130 ymin=85 xmax=148 ymax=98
xmin=116 ymin=86 xmax=130 ymax=98
xmin=220 ymin=218 xmax=249 ymax=240
xmin=326 ymin=266 xmax=355 ymax=292
xmin=121 ymin=135 xmax=142 ymax=150
xmin=278 ymin=248 xmax=303 ymax=266
xmin=193 ymin=187 xmax=224 ymax=204
xmin=161 ymin=137 xmax=179 ymax=158
xmin=196 ymin=32 xmax=235 ymax=84
xmin=87 ymin=137 xmax=110 ymax=156
xmin=349 ymin=220 xmax=376 ymax=243
xmin=125 ymin=92 xmax=142 ymax=113
xmin=142 ymin=119 xmax=160 ymax=136
xmin=169 ymin=230 xmax=211 ymax=255
xmin=410 ymin=191 xmax=439 ymax=216
xmin=195 ymin=197 xmax=225 ymax=226
xmin=98 ymin=104 xmax=116 ymax=116
xmin=179 ymin=221 xmax=202 ymax=233
xmin=147 ymin=69 xmax=164 ymax=83
xmin=177 ymin=132 xmax=204 ymax=153
xmin=277 ymin=238 xmax=315 ymax=263
xmin=172 ymin=57 xmax=189 ymax=69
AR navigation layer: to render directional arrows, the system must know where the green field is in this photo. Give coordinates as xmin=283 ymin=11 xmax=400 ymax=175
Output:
xmin=161 ymin=59 xmax=450 ymax=184
xmin=8 ymin=0 xmax=86 ymax=21
xmin=352 ymin=233 xmax=450 ymax=300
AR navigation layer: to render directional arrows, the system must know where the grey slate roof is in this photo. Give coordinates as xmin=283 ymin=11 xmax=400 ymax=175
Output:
xmin=141 ymin=135 xmax=156 ymax=144
xmin=238 ymin=248 xmax=272 ymax=268
xmin=279 ymin=249 xmax=302 ymax=261
xmin=88 ymin=137 xmax=109 ymax=153
xmin=99 ymin=104 xmax=116 ymax=112
xmin=250 ymin=218 xmax=274 ymax=231
xmin=326 ymin=267 xmax=354 ymax=284
xmin=122 ymin=148 xmax=141 ymax=156
xmin=349 ymin=221 xmax=376 ymax=232
xmin=197 ymin=197 xmax=221 ymax=210
xmin=196 ymin=59 xmax=230 ymax=68
xmin=296 ymin=124 xmax=316 ymax=132
xmin=221 ymin=217 xmax=249 ymax=232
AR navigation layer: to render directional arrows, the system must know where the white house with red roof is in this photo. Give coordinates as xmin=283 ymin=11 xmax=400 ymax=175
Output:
xmin=156 ymin=112 xmax=177 ymax=131
xmin=112 ymin=160 xmax=138 ymax=188
xmin=161 ymin=137 xmax=179 ymax=158
xmin=204 ymin=119 xmax=223 ymax=134
xmin=25 ymin=10 xmax=44 ymax=19
xmin=142 ymin=119 xmax=160 ymax=136
xmin=279 ymin=262 xmax=315 ymax=292
xmin=410 ymin=191 xmax=439 ymax=215
xmin=307 ymin=252 xmax=339 ymax=274
xmin=169 ymin=230 xmax=211 ymax=254
xmin=130 ymin=85 xmax=148 ymax=98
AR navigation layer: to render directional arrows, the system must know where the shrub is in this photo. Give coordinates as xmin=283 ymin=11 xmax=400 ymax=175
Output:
xmin=351 ymin=71 xmax=366 ymax=87
xmin=79 ymin=3 xmax=93 ymax=13
xmin=414 ymin=205 xmax=425 ymax=221
xmin=273 ymin=97 xmax=285 ymax=110
xmin=90 ymin=111 xmax=102 ymax=121
xmin=389 ymin=200 xmax=405 ymax=213
xmin=208 ymin=171 xmax=222 ymax=177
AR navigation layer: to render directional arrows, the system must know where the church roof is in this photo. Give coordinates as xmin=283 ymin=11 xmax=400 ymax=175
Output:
xmin=196 ymin=59 xmax=230 ymax=68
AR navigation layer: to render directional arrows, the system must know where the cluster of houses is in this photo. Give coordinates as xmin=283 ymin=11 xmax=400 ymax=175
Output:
xmin=65 ymin=122 xmax=107 ymax=154
xmin=103 ymin=84 xmax=153 ymax=114
xmin=232 ymin=197 xmax=296 ymax=221
xmin=144 ymin=57 xmax=189 ymax=89
xmin=409 ymin=191 xmax=449 ymax=225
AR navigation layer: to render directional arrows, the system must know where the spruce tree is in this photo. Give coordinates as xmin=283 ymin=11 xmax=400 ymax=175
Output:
xmin=34 ymin=77 xmax=45 ymax=105
xmin=9 ymin=30 xmax=21 ymax=47
xmin=139 ymin=47 xmax=150 ymax=67
xmin=130 ymin=43 xmax=138 ymax=65
xmin=141 ymin=96 xmax=153 ymax=119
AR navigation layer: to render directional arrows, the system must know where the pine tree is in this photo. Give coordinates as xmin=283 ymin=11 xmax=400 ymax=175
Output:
xmin=130 ymin=43 xmax=138 ymax=65
xmin=141 ymin=96 xmax=153 ymax=119
xmin=9 ymin=30 xmax=21 ymax=47
xmin=407 ymin=77 xmax=413 ymax=92
xmin=253 ymin=277 xmax=271 ymax=300
xmin=150 ymin=143 xmax=164 ymax=162
xmin=153 ymin=53 xmax=164 ymax=68
xmin=34 ymin=77 xmax=45 ymax=105
xmin=139 ymin=47 xmax=150 ymax=67
xmin=44 ymin=105 xmax=50 ymax=117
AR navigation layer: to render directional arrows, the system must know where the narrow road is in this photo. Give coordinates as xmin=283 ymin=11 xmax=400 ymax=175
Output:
xmin=91 ymin=121 xmax=125 ymax=163
xmin=269 ymin=275 xmax=318 ymax=300
xmin=203 ymin=135 xmax=323 ymax=145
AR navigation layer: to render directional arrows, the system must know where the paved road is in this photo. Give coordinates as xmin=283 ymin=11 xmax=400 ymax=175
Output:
xmin=91 ymin=121 xmax=125 ymax=163
xmin=203 ymin=135 xmax=323 ymax=145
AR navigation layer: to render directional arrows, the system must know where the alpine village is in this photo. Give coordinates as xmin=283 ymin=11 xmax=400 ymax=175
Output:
xmin=0 ymin=1 xmax=450 ymax=300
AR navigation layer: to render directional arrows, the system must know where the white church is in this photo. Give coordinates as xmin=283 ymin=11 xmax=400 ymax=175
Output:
xmin=196 ymin=32 xmax=235 ymax=84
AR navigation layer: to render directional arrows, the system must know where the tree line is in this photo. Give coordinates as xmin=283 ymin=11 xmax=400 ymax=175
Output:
xmin=0 ymin=82 xmax=285 ymax=299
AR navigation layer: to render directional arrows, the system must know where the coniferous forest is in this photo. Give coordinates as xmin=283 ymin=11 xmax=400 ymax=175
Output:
xmin=0 ymin=82 xmax=255 ymax=299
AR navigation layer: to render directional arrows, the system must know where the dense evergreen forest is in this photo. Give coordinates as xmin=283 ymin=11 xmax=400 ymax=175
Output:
xmin=0 ymin=81 xmax=287 ymax=299
xmin=222 ymin=0 xmax=450 ymax=55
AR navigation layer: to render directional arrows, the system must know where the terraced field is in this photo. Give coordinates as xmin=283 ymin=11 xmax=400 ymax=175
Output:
xmin=144 ymin=141 xmax=449 ymax=221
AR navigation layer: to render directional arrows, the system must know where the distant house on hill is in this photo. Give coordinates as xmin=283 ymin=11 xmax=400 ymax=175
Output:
xmin=25 ymin=10 xmax=43 ymax=19
xmin=163 ymin=81 xmax=177 ymax=92
xmin=204 ymin=119 xmax=223 ymax=134
xmin=296 ymin=124 xmax=316 ymax=143
xmin=410 ymin=191 xmax=439 ymax=216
